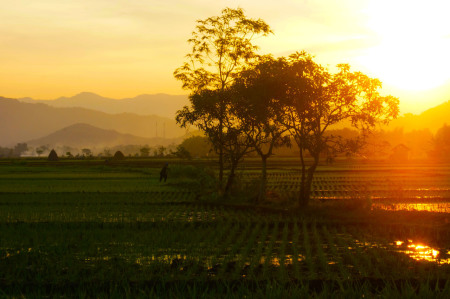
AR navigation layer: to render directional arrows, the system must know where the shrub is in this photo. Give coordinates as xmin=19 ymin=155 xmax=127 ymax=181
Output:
xmin=169 ymin=165 xmax=217 ymax=199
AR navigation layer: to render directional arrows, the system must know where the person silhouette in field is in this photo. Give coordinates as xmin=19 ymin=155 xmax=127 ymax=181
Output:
xmin=160 ymin=162 xmax=168 ymax=182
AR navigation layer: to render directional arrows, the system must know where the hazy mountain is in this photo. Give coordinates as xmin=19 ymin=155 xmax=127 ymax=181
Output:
xmin=2 ymin=94 xmax=450 ymax=148
xmin=0 ymin=97 xmax=186 ymax=147
xmin=19 ymin=92 xmax=189 ymax=118
xmin=388 ymin=100 xmax=450 ymax=132
xmin=26 ymin=123 xmax=181 ymax=148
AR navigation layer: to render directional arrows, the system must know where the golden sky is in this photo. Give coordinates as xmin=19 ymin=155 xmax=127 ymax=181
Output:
xmin=1 ymin=0 xmax=449 ymax=114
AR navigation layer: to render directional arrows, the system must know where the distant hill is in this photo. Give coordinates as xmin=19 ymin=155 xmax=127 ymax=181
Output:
xmin=27 ymin=123 xmax=181 ymax=148
xmin=19 ymin=92 xmax=189 ymax=118
xmin=0 ymin=97 xmax=186 ymax=147
xmin=388 ymin=100 xmax=450 ymax=132
xmin=2 ymin=94 xmax=450 ymax=148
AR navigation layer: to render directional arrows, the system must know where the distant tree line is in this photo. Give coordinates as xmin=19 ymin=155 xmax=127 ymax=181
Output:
xmin=0 ymin=143 xmax=28 ymax=158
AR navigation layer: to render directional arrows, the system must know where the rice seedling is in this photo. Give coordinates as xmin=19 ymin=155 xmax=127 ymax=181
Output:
xmin=0 ymin=160 xmax=449 ymax=297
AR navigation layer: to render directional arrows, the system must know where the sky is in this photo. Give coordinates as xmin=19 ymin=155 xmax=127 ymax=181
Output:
xmin=1 ymin=0 xmax=449 ymax=115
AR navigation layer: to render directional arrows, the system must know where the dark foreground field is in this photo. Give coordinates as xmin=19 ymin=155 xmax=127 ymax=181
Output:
xmin=0 ymin=159 xmax=449 ymax=298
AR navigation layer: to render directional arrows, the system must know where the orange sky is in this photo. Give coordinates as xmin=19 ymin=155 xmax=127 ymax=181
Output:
xmin=1 ymin=0 xmax=449 ymax=114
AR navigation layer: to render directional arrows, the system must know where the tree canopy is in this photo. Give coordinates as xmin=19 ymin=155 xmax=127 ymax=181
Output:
xmin=175 ymin=7 xmax=272 ymax=191
xmin=174 ymin=8 xmax=399 ymax=204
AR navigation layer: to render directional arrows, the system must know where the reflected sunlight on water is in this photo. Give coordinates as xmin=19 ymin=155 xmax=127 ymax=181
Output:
xmin=374 ymin=203 xmax=450 ymax=213
xmin=394 ymin=240 xmax=450 ymax=264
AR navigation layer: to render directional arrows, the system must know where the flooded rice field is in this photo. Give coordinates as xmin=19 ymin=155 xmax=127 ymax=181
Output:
xmin=258 ymin=165 xmax=450 ymax=213
xmin=0 ymin=161 xmax=449 ymax=296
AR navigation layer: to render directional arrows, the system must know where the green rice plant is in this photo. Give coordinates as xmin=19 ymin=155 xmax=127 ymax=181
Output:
xmin=262 ymin=221 xmax=279 ymax=278
xmin=209 ymin=223 xmax=241 ymax=277
xmin=247 ymin=221 xmax=269 ymax=279
xmin=291 ymin=221 xmax=302 ymax=279
xmin=331 ymin=226 xmax=370 ymax=278
xmin=302 ymin=220 xmax=316 ymax=279
xmin=343 ymin=226 xmax=384 ymax=278
xmin=312 ymin=221 xmax=330 ymax=278
xmin=231 ymin=222 xmax=262 ymax=279
xmin=217 ymin=223 xmax=252 ymax=278
xmin=321 ymin=225 xmax=350 ymax=280
xmin=277 ymin=222 xmax=289 ymax=281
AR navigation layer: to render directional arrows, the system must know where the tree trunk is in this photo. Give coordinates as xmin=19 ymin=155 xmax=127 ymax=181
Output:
xmin=299 ymin=154 xmax=319 ymax=207
xmin=224 ymin=160 xmax=237 ymax=197
xmin=258 ymin=155 xmax=268 ymax=202
xmin=218 ymin=118 xmax=224 ymax=194
xmin=298 ymin=147 xmax=308 ymax=207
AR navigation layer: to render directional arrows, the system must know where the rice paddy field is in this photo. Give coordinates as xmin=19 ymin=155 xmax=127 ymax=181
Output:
xmin=1 ymin=158 xmax=450 ymax=298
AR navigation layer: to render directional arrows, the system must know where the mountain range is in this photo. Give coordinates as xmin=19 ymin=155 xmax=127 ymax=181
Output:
xmin=388 ymin=100 xmax=450 ymax=132
xmin=0 ymin=97 xmax=186 ymax=147
xmin=19 ymin=92 xmax=189 ymax=119
xmin=26 ymin=123 xmax=182 ymax=148
xmin=1 ymin=93 xmax=449 ymax=149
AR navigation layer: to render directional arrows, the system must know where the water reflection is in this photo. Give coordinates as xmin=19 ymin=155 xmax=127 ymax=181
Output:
xmin=374 ymin=203 xmax=450 ymax=213
xmin=393 ymin=240 xmax=450 ymax=264
xmin=270 ymin=255 xmax=304 ymax=266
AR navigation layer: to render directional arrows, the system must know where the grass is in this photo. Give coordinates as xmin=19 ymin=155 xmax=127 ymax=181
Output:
xmin=0 ymin=158 xmax=449 ymax=297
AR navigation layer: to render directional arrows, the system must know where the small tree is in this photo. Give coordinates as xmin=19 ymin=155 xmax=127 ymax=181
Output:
xmin=35 ymin=145 xmax=49 ymax=157
xmin=177 ymin=89 xmax=254 ymax=197
xmin=280 ymin=52 xmax=399 ymax=206
xmin=12 ymin=143 xmax=28 ymax=157
xmin=157 ymin=146 xmax=166 ymax=157
xmin=174 ymin=7 xmax=272 ymax=192
xmin=173 ymin=145 xmax=192 ymax=159
xmin=178 ymin=136 xmax=212 ymax=158
xmin=232 ymin=56 xmax=291 ymax=201
xmin=103 ymin=148 xmax=112 ymax=157
xmin=36 ymin=148 xmax=44 ymax=157
xmin=81 ymin=148 xmax=92 ymax=157
xmin=140 ymin=146 xmax=150 ymax=157
xmin=429 ymin=124 xmax=450 ymax=159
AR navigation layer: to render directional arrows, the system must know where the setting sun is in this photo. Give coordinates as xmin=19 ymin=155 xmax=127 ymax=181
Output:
xmin=358 ymin=0 xmax=450 ymax=91
xmin=1 ymin=0 xmax=449 ymax=114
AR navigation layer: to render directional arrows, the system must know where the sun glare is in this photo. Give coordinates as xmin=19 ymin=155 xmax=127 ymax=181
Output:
xmin=358 ymin=0 xmax=450 ymax=91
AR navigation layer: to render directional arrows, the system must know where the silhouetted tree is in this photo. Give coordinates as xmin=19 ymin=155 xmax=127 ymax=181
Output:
xmin=173 ymin=145 xmax=191 ymax=159
xmin=429 ymin=124 xmax=450 ymax=159
xmin=13 ymin=143 xmax=28 ymax=157
xmin=36 ymin=148 xmax=44 ymax=157
xmin=280 ymin=52 xmax=399 ymax=206
xmin=174 ymin=7 xmax=272 ymax=193
xmin=81 ymin=148 xmax=92 ymax=157
xmin=103 ymin=148 xmax=112 ymax=157
xmin=140 ymin=146 xmax=150 ymax=157
xmin=178 ymin=89 xmax=254 ymax=196
xmin=35 ymin=145 xmax=49 ymax=157
xmin=157 ymin=146 xmax=166 ymax=157
xmin=178 ymin=136 xmax=212 ymax=158
xmin=232 ymin=56 xmax=291 ymax=201
xmin=0 ymin=147 xmax=13 ymax=158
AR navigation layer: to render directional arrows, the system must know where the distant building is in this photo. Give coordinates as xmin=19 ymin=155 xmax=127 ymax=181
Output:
xmin=390 ymin=144 xmax=410 ymax=162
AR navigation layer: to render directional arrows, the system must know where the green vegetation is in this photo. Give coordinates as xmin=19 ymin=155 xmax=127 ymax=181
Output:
xmin=0 ymin=159 xmax=449 ymax=297
xmin=174 ymin=8 xmax=399 ymax=203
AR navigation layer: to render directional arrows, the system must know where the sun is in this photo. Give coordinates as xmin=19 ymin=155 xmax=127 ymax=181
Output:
xmin=358 ymin=0 xmax=450 ymax=91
